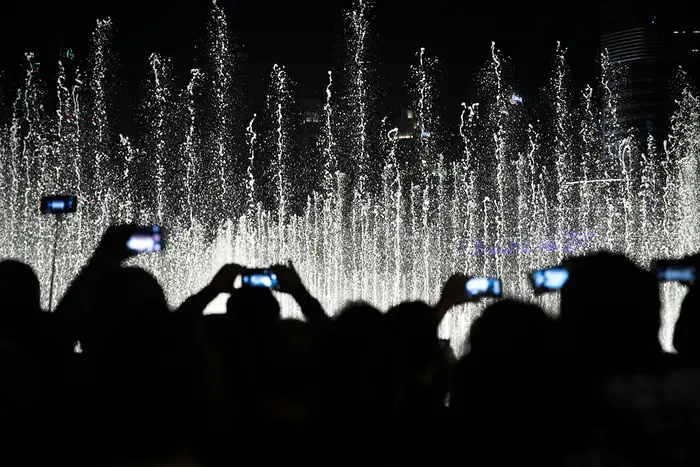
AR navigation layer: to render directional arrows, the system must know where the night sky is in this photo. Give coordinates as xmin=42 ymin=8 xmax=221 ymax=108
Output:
xmin=2 ymin=0 xmax=602 ymax=118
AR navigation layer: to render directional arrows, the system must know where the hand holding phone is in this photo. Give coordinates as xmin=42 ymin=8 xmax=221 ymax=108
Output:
xmin=530 ymin=267 xmax=569 ymax=294
xmin=270 ymin=261 xmax=304 ymax=294
xmin=237 ymin=269 xmax=279 ymax=289
xmin=90 ymin=225 xmax=164 ymax=269
xmin=651 ymin=259 xmax=696 ymax=286
xmin=209 ymin=263 xmax=246 ymax=294
xmin=91 ymin=225 xmax=142 ymax=268
xmin=437 ymin=274 xmax=470 ymax=309
xmin=40 ymin=195 xmax=77 ymax=215
xmin=466 ymin=277 xmax=502 ymax=300
xmin=126 ymin=226 xmax=164 ymax=253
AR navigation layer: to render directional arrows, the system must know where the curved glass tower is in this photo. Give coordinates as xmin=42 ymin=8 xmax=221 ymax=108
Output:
xmin=600 ymin=0 xmax=699 ymax=138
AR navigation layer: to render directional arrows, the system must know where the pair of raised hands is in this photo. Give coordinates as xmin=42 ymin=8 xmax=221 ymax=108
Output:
xmin=92 ymin=225 xmax=306 ymax=294
xmin=207 ymin=261 xmax=305 ymax=295
xmin=92 ymin=226 xmax=471 ymax=311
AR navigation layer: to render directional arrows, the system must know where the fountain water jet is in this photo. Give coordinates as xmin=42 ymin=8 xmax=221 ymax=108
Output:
xmin=0 ymin=1 xmax=698 ymax=354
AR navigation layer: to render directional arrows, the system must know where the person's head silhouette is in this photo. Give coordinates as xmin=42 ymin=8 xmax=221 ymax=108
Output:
xmin=227 ymin=287 xmax=281 ymax=329
xmin=0 ymin=260 xmax=42 ymax=338
xmin=81 ymin=266 xmax=169 ymax=354
xmin=323 ymin=302 xmax=398 ymax=415
xmin=560 ymin=252 xmax=662 ymax=373
xmin=467 ymin=299 xmax=556 ymax=357
xmin=452 ymin=299 xmax=563 ymax=467
xmin=79 ymin=267 xmax=202 ymax=466
xmin=385 ymin=301 xmax=438 ymax=378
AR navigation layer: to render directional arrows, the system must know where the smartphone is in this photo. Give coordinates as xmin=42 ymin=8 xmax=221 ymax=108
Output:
xmin=126 ymin=226 xmax=164 ymax=253
xmin=530 ymin=267 xmax=569 ymax=294
xmin=466 ymin=277 xmax=502 ymax=299
xmin=40 ymin=195 xmax=77 ymax=215
xmin=652 ymin=259 xmax=696 ymax=285
xmin=239 ymin=269 xmax=279 ymax=289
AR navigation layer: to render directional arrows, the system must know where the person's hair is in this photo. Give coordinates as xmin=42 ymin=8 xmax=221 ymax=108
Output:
xmin=320 ymin=301 xmax=399 ymax=414
xmin=0 ymin=259 xmax=41 ymax=313
xmin=451 ymin=299 xmax=563 ymax=465
xmin=385 ymin=301 xmax=438 ymax=376
xmin=226 ymin=287 xmax=281 ymax=326
xmin=560 ymin=252 xmax=662 ymax=367
xmin=467 ymin=299 xmax=557 ymax=357
xmin=81 ymin=266 xmax=170 ymax=353
xmin=0 ymin=260 xmax=45 ymax=343
xmin=79 ymin=268 xmax=204 ymax=465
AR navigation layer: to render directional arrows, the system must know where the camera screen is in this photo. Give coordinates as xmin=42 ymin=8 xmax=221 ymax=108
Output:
xmin=466 ymin=277 xmax=502 ymax=298
xmin=126 ymin=226 xmax=163 ymax=253
xmin=241 ymin=271 xmax=279 ymax=288
xmin=41 ymin=195 xmax=77 ymax=215
xmin=657 ymin=266 xmax=696 ymax=284
xmin=49 ymin=200 xmax=66 ymax=211
xmin=531 ymin=267 xmax=569 ymax=292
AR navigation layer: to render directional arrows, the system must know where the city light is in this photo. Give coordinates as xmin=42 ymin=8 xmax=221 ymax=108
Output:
xmin=509 ymin=94 xmax=523 ymax=105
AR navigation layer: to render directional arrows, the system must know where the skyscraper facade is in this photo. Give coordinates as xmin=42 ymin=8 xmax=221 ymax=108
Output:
xmin=600 ymin=0 xmax=699 ymax=138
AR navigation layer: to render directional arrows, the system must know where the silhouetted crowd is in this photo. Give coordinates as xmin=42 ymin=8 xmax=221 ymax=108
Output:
xmin=3 ymin=225 xmax=700 ymax=467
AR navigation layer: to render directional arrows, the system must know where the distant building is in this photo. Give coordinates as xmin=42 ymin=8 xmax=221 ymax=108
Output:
xmin=600 ymin=0 xmax=700 ymax=138
xmin=300 ymin=98 xmax=323 ymax=125
xmin=395 ymin=109 xmax=418 ymax=139
xmin=509 ymin=94 xmax=524 ymax=106
xmin=392 ymin=108 xmax=432 ymax=140
xmin=298 ymin=97 xmax=323 ymax=189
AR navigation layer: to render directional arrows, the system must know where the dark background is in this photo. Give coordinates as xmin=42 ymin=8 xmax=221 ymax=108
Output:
xmin=1 ymin=0 xmax=602 ymax=118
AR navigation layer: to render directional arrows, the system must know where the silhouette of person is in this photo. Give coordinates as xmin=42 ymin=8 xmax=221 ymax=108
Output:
xmin=674 ymin=284 xmax=700 ymax=367
xmin=0 ymin=260 xmax=43 ymax=342
xmin=451 ymin=299 xmax=563 ymax=467
xmin=560 ymin=252 xmax=665 ymax=377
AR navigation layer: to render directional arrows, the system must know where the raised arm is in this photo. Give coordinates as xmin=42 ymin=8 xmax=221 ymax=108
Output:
xmin=272 ymin=262 xmax=330 ymax=329
xmin=177 ymin=263 xmax=245 ymax=317
xmin=434 ymin=273 xmax=472 ymax=324
xmin=52 ymin=225 xmax=137 ymax=346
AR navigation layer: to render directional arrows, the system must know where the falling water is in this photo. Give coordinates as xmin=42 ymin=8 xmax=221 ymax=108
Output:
xmin=184 ymin=68 xmax=204 ymax=229
xmin=552 ymin=42 xmax=573 ymax=265
xmin=0 ymin=0 xmax=699 ymax=354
